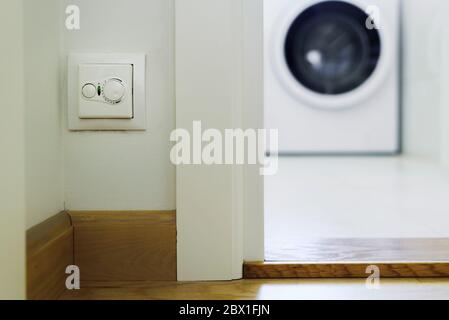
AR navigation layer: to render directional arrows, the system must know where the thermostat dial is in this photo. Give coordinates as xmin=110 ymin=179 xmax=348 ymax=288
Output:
xmin=81 ymin=83 xmax=97 ymax=99
xmin=102 ymin=78 xmax=126 ymax=104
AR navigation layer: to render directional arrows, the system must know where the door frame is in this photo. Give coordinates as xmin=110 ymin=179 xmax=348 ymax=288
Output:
xmin=175 ymin=0 xmax=264 ymax=281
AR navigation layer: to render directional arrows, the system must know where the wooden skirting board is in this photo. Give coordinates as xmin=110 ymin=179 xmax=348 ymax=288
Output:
xmin=69 ymin=211 xmax=177 ymax=285
xmin=27 ymin=210 xmax=177 ymax=299
xmin=27 ymin=212 xmax=74 ymax=300
xmin=244 ymin=262 xmax=449 ymax=279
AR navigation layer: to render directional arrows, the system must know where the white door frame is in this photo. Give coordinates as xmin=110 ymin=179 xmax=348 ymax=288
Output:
xmin=175 ymin=0 xmax=264 ymax=281
xmin=242 ymin=0 xmax=265 ymax=263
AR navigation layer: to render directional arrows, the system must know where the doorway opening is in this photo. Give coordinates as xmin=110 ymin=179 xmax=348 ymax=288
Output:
xmin=263 ymin=0 xmax=449 ymax=265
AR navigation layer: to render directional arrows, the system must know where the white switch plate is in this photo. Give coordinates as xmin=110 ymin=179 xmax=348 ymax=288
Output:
xmin=68 ymin=53 xmax=146 ymax=131
xmin=78 ymin=64 xmax=133 ymax=119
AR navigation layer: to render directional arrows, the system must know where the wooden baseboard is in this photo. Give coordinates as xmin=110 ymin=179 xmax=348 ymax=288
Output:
xmin=27 ymin=212 xmax=74 ymax=300
xmin=69 ymin=211 xmax=177 ymax=282
xmin=27 ymin=210 xmax=177 ymax=299
xmin=244 ymin=262 xmax=449 ymax=279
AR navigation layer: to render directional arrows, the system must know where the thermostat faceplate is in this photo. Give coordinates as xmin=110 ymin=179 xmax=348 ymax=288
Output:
xmin=68 ymin=53 xmax=146 ymax=131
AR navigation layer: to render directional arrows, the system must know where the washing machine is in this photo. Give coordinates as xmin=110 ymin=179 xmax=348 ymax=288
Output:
xmin=265 ymin=0 xmax=401 ymax=154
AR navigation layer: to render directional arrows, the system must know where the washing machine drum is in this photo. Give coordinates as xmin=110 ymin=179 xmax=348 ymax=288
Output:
xmin=284 ymin=1 xmax=381 ymax=95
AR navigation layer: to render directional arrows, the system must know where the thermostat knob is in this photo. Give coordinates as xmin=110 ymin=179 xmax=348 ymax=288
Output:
xmin=81 ymin=83 xmax=97 ymax=99
xmin=103 ymin=79 xmax=125 ymax=104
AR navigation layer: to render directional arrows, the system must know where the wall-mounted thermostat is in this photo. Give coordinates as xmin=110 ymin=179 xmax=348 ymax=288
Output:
xmin=79 ymin=64 xmax=133 ymax=119
xmin=68 ymin=53 xmax=146 ymax=131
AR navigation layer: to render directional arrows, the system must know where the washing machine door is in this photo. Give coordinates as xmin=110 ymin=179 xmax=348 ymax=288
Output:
xmin=274 ymin=0 xmax=390 ymax=109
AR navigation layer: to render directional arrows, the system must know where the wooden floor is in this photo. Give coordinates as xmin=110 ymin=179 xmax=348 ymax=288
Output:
xmin=60 ymin=278 xmax=449 ymax=300
xmin=266 ymin=238 xmax=449 ymax=262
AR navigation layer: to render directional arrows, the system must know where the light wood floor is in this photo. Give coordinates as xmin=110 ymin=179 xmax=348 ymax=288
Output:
xmin=60 ymin=278 xmax=449 ymax=300
xmin=266 ymin=238 xmax=449 ymax=262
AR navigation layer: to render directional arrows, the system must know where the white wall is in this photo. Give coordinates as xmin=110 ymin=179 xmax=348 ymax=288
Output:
xmin=0 ymin=0 xmax=26 ymax=299
xmin=440 ymin=1 xmax=449 ymax=168
xmin=402 ymin=0 xmax=448 ymax=161
xmin=61 ymin=0 xmax=176 ymax=210
xmin=24 ymin=0 xmax=64 ymax=228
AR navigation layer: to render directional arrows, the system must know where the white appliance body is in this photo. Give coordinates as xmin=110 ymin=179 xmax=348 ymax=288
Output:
xmin=264 ymin=0 xmax=401 ymax=154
